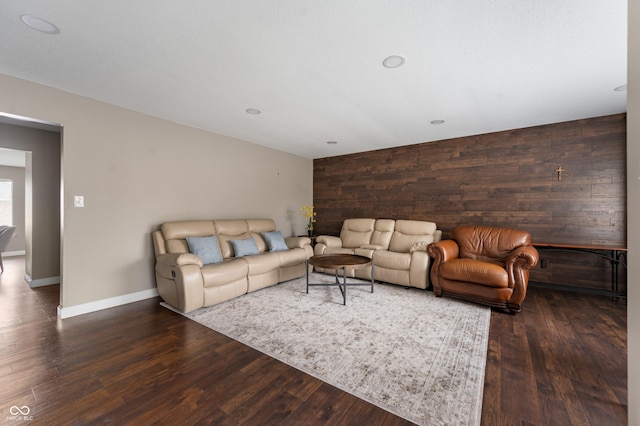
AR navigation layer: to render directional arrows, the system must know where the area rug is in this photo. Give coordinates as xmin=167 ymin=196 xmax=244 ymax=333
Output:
xmin=163 ymin=273 xmax=490 ymax=425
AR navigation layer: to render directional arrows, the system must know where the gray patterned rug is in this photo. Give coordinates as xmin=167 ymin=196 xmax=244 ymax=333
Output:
xmin=164 ymin=273 xmax=490 ymax=425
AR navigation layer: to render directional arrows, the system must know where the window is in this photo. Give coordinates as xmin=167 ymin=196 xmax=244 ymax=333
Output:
xmin=0 ymin=180 xmax=12 ymax=226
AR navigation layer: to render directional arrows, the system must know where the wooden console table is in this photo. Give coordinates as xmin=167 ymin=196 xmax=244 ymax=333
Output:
xmin=532 ymin=243 xmax=627 ymax=298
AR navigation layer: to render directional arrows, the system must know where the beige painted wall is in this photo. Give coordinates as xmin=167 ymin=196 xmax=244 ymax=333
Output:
xmin=0 ymin=164 xmax=26 ymax=253
xmin=0 ymin=73 xmax=313 ymax=310
xmin=627 ymin=1 xmax=638 ymax=423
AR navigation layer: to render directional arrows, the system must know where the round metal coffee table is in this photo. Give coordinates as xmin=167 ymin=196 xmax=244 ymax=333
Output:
xmin=306 ymin=254 xmax=374 ymax=305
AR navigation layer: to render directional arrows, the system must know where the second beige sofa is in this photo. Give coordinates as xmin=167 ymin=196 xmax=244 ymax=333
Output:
xmin=314 ymin=218 xmax=441 ymax=289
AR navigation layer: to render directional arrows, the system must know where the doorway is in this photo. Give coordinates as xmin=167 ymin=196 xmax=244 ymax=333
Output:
xmin=0 ymin=112 xmax=62 ymax=301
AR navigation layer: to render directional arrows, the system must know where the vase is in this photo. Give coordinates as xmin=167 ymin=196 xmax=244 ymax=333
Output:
xmin=307 ymin=229 xmax=313 ymax=237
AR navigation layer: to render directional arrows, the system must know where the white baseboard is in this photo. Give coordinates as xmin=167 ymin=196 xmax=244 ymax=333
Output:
xmin=57 ymin=288 xmax=160 ymax=319
xmin=3 ymin=250 xmax=26 ymax=257
xmin=24 ymin=274 xmax=60 ymax=288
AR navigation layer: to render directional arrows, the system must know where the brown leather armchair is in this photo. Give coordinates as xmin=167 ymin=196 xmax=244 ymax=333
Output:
xmin=427 ymin=225 xmax=539 ymax=314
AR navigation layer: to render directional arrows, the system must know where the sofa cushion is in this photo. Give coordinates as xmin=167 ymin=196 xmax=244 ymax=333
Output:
xmin=388 ymin=220 xmax=437 ymax=253
xmin=231 ymin=238 xmax=260 ymax=257
xmin=277 ymin=247 xmax=307 ymax=267
xmin=395 ymin=219 xmax=437 ymax=235
xmin=370 ymin=219 xmax=395 ymax=248
xmin=340 ymin=218 xmax=376 ymax=248
xmin=214 ymin=219 xmax=252 ymax=258
xmin=247 ymin=219 xmax=277 ymax=233
xmin=373 ymin=249 xmax=411 ymax=270
xmin=389 ymin=232 xmax=434 ymax=253
xmin=162 ymin=220 xmax=216 ymax=240
xmin=323 ymin=247 xmax=357 ymax=255
xmin=247 ymin=219 xmax=276 ymax=252
xmin=452 ymin=225 xmax=531 ymax=262
xmin=162 ymin=220 xmax=216 ymax=254
xmin=186 ymin=236 xmax=223 ymax=264
xmin=262 ymin=231 xmax=288 ymax=252
xmin=243 ymin=251 xmax=281 ymax=274
xmin=315 ymin=235 xmax=343 ymax=248
xmin=439 ymin=258 xmax=509 ymax=288
xmin=201 ymin=258 xmax=249 ymax=287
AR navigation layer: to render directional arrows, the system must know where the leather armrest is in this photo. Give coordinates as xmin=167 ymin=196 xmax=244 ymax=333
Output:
xmin=156 ymin=253 xmax=203 ymax=268
xmin=506 ymin=245 xmax=539 ymax=288
xmin=506 ymin=245 xmax=539 ymax=305
xmin=315 ymin=235 xmax=343 ymax=248
xmin=285 ymin=236 xmax=311 ymax=249
xmin=506 ymin=245 xmax=539 ymax=271
xmin=427 ymin=240 xmax=460 ymax=295
xmin=426 ymin=240 xmax=460 ymax=262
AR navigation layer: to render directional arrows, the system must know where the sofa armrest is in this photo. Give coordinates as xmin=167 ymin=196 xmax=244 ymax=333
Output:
xmin=315 ymin=235 xmax=343 ymax=247
xmin=427 ymin=240 xmax=460 ymax=295
xmin=155 ymin=253 xmax=204 ymax=313
xmin=156 ymin=252 xmax=204 ymax=268
xmin=409 ymin=250 xmax=430 ymax=289
xmin=505 ymin=245 xmax=539 ymax=308
xmin=506 ymin=245 xmax=539 ymax=288
xmin=506 ymin=245 xmax=539 ymax=271
xmin=426 ymin=240 xmax=459 ymax=262
xmin=285 ymin=236 xmax=311 ymax=249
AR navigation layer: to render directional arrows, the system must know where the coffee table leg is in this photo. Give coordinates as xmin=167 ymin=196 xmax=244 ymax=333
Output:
xmin=306 ymin=259 xmax=309 ymax=294
xmin=371 ymin=258 xmax=375 ymax=293
xmin=342 ymin=267 xmax=347 ymax=305
xmin=331 ymin=268 xmax=347 ymax=305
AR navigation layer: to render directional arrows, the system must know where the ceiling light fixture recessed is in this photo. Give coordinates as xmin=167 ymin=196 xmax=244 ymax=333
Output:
xmin=430 ymin=119 xmax=445 ymax=125
xmin=614 ymin=84 xmax=627 ymax=92
xmin=382 ymin=55 xmax=406 ymax=69
xmin=326 ymin=141 xmax=338 ymax=145
xmin=245 ymin=108 xmax=261 ymax=115
xmin=20 ymin=14 xmax=60 ymax=34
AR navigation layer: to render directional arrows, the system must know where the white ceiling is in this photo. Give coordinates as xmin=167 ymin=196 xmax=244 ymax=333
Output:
xmin=0 ymin=1 xmax=627 ymax=159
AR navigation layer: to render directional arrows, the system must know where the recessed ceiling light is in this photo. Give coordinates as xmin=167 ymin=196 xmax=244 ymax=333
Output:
xmin=614 ymin=84 xmax=627 ymax=92
xmin=430 ymin=119 xmax=445 ymax=125
xmin=245 ymin=108 xmax=261 ymax=115
xmin=382 ymin=55 xmax=406 ymax=69
xmin=20 ymin=14 xmax=60 ymax=34
xmin=326 ymin=141 xmax=338 ymax=145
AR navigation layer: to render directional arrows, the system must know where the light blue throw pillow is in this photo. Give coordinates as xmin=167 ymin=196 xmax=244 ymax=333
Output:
xmin=231 ymin=238 xmax=260 ymax=257
xmin=186 ymin=235 xmax=223 ymax=265
xmin=262 ymin=231 xmax=288 ymax=252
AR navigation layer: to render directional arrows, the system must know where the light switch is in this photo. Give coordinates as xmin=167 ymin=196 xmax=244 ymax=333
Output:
xmin=74 ymin=195 xmax=84 ymax=208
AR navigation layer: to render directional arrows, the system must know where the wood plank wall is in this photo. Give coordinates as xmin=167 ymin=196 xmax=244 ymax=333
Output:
xmin=313 ymin=114 xmax=627 ymax=291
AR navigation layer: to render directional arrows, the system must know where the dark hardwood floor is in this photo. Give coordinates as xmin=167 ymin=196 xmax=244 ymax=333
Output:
xmin=0 ymin=256 xmax=627 ymax=425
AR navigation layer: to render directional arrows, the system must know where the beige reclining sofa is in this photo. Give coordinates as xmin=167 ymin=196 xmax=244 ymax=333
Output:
xmin=153 ymin=218 xmax=313 ymax=313
xmin=314 ymin=218 xmax=441 ymax=289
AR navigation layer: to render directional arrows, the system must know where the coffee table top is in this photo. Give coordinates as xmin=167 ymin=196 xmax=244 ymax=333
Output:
xmin=308 ymin=254 xmax=372 ymax=270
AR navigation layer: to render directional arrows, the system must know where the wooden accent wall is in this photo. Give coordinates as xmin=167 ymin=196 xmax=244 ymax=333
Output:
xmin=313 ymin=114 xmax=627 ymax=291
